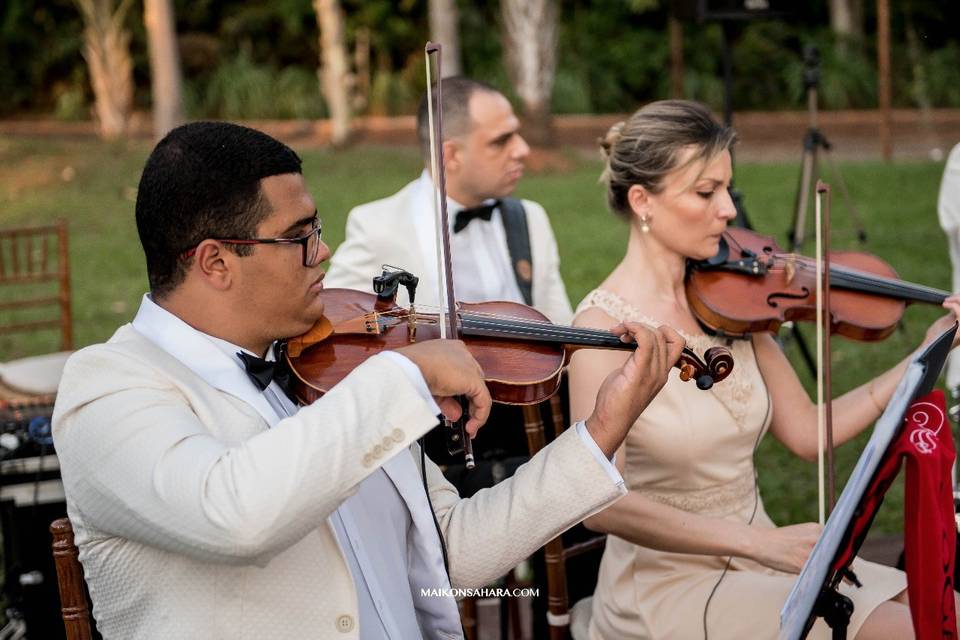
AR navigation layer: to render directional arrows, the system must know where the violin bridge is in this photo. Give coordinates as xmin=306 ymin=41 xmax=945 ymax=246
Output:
xmin=785 ymin=259 xmax=797 ymax=284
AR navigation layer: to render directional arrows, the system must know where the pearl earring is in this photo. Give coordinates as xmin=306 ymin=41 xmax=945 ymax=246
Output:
xmin=640 ymin=216 xmax=650 ymax=233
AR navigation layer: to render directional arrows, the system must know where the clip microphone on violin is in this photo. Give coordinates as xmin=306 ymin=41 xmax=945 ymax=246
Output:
xmin=373 ymin=266 xmax=419 ymax=305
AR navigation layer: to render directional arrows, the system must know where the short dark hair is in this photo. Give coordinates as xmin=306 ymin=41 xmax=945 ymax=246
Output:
xmin=415 ymin=76 xmax=500 ymax=163
xmin=135 ymin=121 xmax=302 ymax=298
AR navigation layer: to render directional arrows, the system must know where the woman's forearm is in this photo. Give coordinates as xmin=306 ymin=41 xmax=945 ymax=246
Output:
xmin=585 ymin=491 xmax=759 ymax=559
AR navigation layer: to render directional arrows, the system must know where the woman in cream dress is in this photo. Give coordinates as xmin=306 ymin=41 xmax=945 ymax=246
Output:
xmin=568 ymin=100 xmax=960 ymax=639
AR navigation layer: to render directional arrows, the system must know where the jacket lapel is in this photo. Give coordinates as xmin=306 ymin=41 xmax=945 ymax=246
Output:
xmin=129 ymin=299 xmax=280 ymax=427
xmin=381 ymin=449 xmax=462 ymax=639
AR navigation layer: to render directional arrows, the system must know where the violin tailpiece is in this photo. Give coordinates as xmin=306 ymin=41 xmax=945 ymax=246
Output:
xmin=332 ymin=313 xmax=385 ymax=336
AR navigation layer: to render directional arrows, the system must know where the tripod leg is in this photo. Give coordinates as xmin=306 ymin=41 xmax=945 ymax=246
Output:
xmin=823 ymin=148 xmax=868 ymax=244
xmin=787 ymin=322 xmax=818 ymax=378
xmin=791 ymin=145 xmax=817 ymax=251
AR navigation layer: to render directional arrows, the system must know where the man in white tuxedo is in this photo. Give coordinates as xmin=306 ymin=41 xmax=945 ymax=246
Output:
xmin=939 ymin=143 xmax=960 ymax=399
xmin=52 ymin=122 xmax=684 ymax=639
xmin=326 ymin=76 xmax=572 ymax=324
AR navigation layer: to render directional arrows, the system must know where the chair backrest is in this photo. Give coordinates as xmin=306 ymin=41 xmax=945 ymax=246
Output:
xmin=521 ymin=395 xmax=606 ymax=640
xmin=50 ymin=517 xmax=93 ymax=640
xmin=0 ymin=221 xmax=73 ymax=352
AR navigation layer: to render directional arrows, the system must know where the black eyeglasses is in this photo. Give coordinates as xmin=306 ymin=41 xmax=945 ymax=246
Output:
xmin=181 ymin=216 xmax=323 ymax=267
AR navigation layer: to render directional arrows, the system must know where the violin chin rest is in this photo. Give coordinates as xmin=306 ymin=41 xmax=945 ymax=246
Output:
xmin=287 ymin=316 xmax=334 ymax=358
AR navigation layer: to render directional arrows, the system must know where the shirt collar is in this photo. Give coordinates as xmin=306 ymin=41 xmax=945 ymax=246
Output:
xmin=130 ymin=294 xmax=279 ymax=421
xmin=416 ymin=169 xmax=499 ymax=228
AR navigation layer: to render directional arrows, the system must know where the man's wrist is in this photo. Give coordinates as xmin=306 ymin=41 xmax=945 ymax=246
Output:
xmin=584 ymin=413 xmax=618 ymax=459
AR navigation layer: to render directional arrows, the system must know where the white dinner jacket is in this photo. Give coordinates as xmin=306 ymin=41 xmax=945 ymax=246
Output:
xmin=938 ymin=143 xmax=960 ymax=389
xmin=52 ymin=324 xmax=623 ymax=639
xmin=326 ymin=177 xmax=574 ymax=324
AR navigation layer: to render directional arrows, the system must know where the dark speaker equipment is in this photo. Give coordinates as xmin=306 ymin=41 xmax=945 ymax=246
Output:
xmin=0 ymin=399 xmax=89 ymax=640
xmin=690 ymin=0 xmax=793 ymax=22
xmin=0 ymin=495 xmax=68 ymax=640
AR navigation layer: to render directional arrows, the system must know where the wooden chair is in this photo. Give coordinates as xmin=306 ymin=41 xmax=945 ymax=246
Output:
xmin=50 ymin=517 xmax=93 ymax=640
xmin=0 ymin=220 xmax=74 ymax=397
xmin=521 ymin=396 xmax=607 ymax=640
xmin=0 ymin=220 xmax=72 ymax=350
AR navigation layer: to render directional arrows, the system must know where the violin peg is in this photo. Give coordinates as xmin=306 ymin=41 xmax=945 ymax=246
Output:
xmin=679 ymin=363 xmax=695 ymax=382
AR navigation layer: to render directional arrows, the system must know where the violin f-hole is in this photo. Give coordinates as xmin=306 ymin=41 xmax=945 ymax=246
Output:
xmin=767 ymin=287 xmax=811 ymax=308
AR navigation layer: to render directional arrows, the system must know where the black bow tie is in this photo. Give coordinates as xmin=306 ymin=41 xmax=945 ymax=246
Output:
xmin=453 ymin=201 xmax=499 ymax=234
xmin=237 ymin=350 xmax=293 ymax=398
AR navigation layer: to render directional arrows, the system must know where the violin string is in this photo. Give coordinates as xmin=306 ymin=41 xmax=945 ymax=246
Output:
xmin=775 ymin=254 xmax=946 ymax=297
xmin=372 ymin=304 xmax=630 ymax=342
xmin=713 ymin=237 xmax=944 ymax=300
xmin=766 ymin=259 xmax=947 ymax=301
xmin=460 ymin=316 xmax=627 ymax=346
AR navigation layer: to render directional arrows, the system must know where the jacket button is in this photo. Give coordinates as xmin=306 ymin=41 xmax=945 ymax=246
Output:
xmin=382 ymin=436 xmax=394 ymax=449
xmin=391 ymin=428 xmax=404 ymax=442
xmin=362 ymin=454 xmax=373 ymax=467
xmin=336 ymin=614 xmax=355 ymax=632
xmin=372 ymin=444 xmax=384 ymax=458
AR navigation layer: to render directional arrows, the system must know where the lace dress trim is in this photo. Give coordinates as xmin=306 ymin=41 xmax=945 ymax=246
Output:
xmin=639 ymin=473 xmax=756 ymax=516
xmin=575 ymin=288 xmax=757 ymax=430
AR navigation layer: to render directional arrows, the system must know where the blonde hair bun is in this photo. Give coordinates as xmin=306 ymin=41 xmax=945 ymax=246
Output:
xmin=599 ymin=120 xmax=626 ymax=159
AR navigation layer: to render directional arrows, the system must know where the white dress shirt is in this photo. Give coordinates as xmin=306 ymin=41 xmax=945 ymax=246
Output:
xmin=129 ymin=294 xmax=620 ymax=639
xmin=416 ymin=171 xmax=527 ymax=305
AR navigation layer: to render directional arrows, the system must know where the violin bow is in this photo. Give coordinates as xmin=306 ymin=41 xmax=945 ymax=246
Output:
xmin=424 ymin=42 xmax=475 ymax=469
xmin=815 ymin=179 xmax=836 ymax=524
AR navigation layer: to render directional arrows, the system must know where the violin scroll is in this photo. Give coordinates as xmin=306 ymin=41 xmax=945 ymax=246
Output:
xmin=675 ymin=345 xmax=734 ymax=390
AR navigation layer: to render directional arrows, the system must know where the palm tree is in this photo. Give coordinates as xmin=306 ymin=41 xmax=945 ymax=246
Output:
xmin=314 ymin=0 xmax=351 ymax=147
xmin=144 ymin=0 xmax=184 ymax=140
xmin=74 ymin=0 xmax=134 ymax=140
xmin=500 ymin=0 xmax=557 ymax=146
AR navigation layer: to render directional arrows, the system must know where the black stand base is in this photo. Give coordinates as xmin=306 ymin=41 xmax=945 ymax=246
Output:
xmin=812 ymin=588 xmax=854 ymax=640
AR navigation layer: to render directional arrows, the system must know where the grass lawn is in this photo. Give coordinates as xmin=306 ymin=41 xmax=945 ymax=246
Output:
xmin=0 ymin=135 xmax=951 ymax=532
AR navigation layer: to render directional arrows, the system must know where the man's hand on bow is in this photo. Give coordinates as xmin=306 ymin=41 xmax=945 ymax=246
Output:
xmin=397 ymin=339 xmax=491 ymax=436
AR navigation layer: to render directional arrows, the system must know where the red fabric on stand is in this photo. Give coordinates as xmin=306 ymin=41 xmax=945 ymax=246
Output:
xmin=900 ymin=389 xmax=956 ymax=639
xmin=832 ymin=389 xmax=956 ymax=639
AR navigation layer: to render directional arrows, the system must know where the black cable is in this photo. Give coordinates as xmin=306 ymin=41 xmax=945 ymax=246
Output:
xmin=420 ymin=431 xmax=472 ymax=639
xmin=702 ymin=377 xmax=772 ymax=640
xmin=420 ymin=431 xmax=451 ymax=577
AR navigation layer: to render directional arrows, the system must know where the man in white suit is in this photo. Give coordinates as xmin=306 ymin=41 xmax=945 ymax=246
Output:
xmin=938 ymin=143 xmax=960 ymax=399
xmin=326 ymin=76 xmax=572 ymax=324
xmin=52 ymin=122 xmax=684 ymax=639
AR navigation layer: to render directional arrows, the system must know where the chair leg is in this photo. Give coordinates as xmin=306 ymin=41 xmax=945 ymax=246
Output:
xmin=504 ymin=571 xmax=523 ymax=639
xmin=461 ymin=596 xmax=478 ymax=640
xmin=50 ymin=518 xmax=92 ymax=640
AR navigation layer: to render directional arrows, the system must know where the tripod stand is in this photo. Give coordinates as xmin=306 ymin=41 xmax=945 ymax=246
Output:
xmin=789 ymin=45 xmax=869 ymax=251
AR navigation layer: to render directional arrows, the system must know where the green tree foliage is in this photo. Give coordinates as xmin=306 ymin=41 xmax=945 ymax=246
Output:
xmin=3 ymin=0 xmax=960 ymax=119
xmin=1 ymin=0 xmax=88 ymax=115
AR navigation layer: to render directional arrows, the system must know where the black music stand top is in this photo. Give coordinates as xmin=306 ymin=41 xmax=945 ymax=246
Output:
xmin=779 ymin=323 xmax=957 ymax=640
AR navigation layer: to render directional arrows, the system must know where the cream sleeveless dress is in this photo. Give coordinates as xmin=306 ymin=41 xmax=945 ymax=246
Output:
xmin=578 ymin=289 xmax=907 ymax=640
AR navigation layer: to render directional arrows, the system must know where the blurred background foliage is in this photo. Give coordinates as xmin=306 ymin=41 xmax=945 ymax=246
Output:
xmin=2 ymin=0 xmax=959 ymax=120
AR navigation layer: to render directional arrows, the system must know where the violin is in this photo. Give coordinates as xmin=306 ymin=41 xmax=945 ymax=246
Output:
xmin=284 ymin=284 xmax=735 ymax=406
xmin=283 ymin=43 xmax=733 ymax=467
xmin=685 ymin=226 xmax=949 ymax=341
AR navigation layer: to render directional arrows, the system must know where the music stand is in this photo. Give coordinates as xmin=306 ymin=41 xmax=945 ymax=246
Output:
xmin=779 ymin=323 xmax=957 ymax=640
